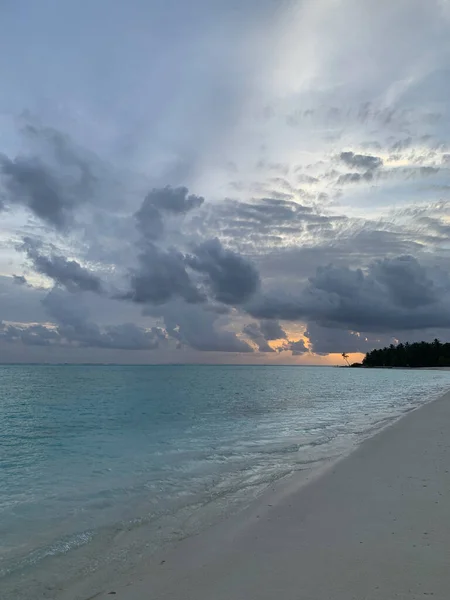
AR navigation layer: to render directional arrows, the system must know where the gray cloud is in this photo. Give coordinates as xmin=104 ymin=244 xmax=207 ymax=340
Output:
xmin=247 ymin=255 xmax=450 ymax=333
xmin=125 ymin=243 xmax=204 ymax=305
xmin=3 ymin=1 xmax=450 ymax=362
xmin=186 ymin=238 xmax=260 ymax=305
xmin=202 ymin=198 xmax=347 ymax=255
xmin=340 ymin=151 xmax=383 ymax=170
xmin=256 ymin=220 xmax=428 ymax=283
xmin=12 ymin=274 xmax=27 ymax=285
xmin=21 ymin=237 xmax=103 ymax=293
xmin=242 ymin=318 xmax=288 ymax=352
xmin=259 ymin=319 xmax=287 ymax=340
xmin=34 ymin=289 xmax=165 ymax=350
xmin=0 ymin=322 xmax=60 ymax=346
xmin=337 ymin=171 xmax=373 ymax=184
xmin=289 ymin=339 xmax=308 ymax=356
xmin=125 ymin=189 xmax=261 ymax=310
xmin=304 ymin=321 xmax=391 ymax=355
xmin=135 ymin=186 xmax=204 ymax=241
xmin=0 ymin=155 xmax=74 ymax=228
xmin=0 ymin=275 xmax=48 ymax=323
xmin=147 ymin=300 xmax=254 ymax=353
xmin=144 ymin=186 xmax=204 ymax=214
xmin=243 ymin=322 xmax=275 ymax=352
xmin=0 ymin=123 xmax=96 ymax=229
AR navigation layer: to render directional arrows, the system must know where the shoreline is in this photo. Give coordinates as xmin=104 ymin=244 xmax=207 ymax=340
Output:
xmin=58 ymin=387 xmax=450 ymax=600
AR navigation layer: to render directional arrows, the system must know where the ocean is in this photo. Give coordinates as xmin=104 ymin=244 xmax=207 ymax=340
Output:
xmin=2 ymin=364 xmax=450 ymax=599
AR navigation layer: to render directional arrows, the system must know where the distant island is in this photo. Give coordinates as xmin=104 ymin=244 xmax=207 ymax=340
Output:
xmin=358 ymin=339 xmax=450 ymax=368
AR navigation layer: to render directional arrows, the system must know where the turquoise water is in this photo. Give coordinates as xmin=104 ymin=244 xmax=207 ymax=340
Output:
xmin=2 ymin=365 xmax=450 ymax=598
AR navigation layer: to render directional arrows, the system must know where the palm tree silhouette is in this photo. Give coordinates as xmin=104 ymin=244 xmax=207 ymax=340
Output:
xmin=341 ymin=352 xmax=350 ymax=367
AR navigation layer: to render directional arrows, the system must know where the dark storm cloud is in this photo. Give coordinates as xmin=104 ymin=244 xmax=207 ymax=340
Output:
xmin=243 ymin=322 xmax=275 ymax=352
xmin=0 ymin=155 xmax=75 ymax=228
xmin=146 ymin=300 xmax=254 ymax=353
xmin=259 ymin=319 xmax=287 ymax=340
xmin=247 ymin=255 xmax=450 ymax=333
xmin=256 ymin=217 xmax=429 ymax=283
xmin=339 ymin=151 xmax=383 ymax=170
xmin=145 ymin=186 xmax=204 ymax=214
xmin=124 ymin=187 xmax=261 ymax=310
xmin=288 ymin=339 xmax=308 ymax=355
xmin=0 ymin=322 xmax=60 ymax=346
xmin=23 ymin=122 xmax=96 ymax=190
xmin=21 ymin=237 xmax=103 ymax=293
xmin=70 ymin=322 xmax=165 ymax=351
xmin=242 ymin=319 xmax=288 ymax=352
xmin=121 ymin=185 xmax=208 ymax=305
xmin=125 ymin=243 xmax=204 ymax=305
xmin=0 ymin=124 xmax=97 ymax=229
xmin=31 ymin=289 xmax=166 ymax=350
xmin=134 ymin=198 xmax=163 ymax=241
xmin=135 ymin=186 xmax=204 ymax=241
xmin=186 ymin=238 xmax=260 ymax=305
xmin=304 ymin=322 xmax=391 ymax=355
xmin=368 ymin=255 xmax=436 ymax=309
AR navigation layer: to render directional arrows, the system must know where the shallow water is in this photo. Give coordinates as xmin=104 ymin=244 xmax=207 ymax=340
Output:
xmin=2 ymin=364 xmax=450 ymax=598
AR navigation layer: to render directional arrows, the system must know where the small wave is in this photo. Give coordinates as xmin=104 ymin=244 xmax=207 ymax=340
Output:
xmin=0 ymin=530 xmax=93 ymax=579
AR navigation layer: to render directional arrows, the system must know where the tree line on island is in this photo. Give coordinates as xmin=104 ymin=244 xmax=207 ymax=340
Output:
xmin=347 ymin=339 xmax=450 ymax=368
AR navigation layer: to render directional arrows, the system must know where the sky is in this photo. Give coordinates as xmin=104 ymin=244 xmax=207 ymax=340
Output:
xmin=1 ymin=0 xmax=450 ymax=364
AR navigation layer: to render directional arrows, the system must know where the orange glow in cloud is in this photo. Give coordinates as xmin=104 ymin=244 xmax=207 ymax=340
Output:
xmin=263 ymin=327 xmax=365 ymax=366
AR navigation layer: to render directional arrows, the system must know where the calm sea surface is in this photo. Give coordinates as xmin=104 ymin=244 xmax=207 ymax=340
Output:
xmin=2 ymin=364 xmax=450 ymax=598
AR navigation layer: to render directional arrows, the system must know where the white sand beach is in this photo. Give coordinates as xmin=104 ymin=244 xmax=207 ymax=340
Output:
xmin=62 ymin=389 xmax=450 ymax=600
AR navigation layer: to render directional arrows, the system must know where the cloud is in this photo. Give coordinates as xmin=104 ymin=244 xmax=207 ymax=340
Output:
xmin=242 ymin=318 xmax=288 ymax=352
xmin=339 ymin=151 xmax=383 ymax=170
xmin=289 ymin=339 xmax=308 ymax=355
xmin=0 ymin=290 xmax=166 ymax=351
xmin=20 ymin=237 xmax=103 ymax=293
xmin=304 ymin=321 xmax=390 ymax=355
xmin=186 ymin=238 xmax=260 ymax=304
xmin=125 ymin=190 xmax=261 ymax=309
xmin=0 ymin=155 xmax=74 ymax=228
xmin=12 ymin=274 xmax=27 ymax=285
xmin=147 ymin=300 xmax=254 ymax=353
xmin=243 ymin=322 xmax=275 ymax=352
xmin=0 ymin=123 xmax=97 ymax=229
xmin=26 ymin=289 xmax=166 ymax=350
xmin=337 ymin=171 xmax=373 ymax=184
xmin=124 ymin=243 xmax=204 ymax=305
xmin=0 ymin=275 xmax=48 ymax=323
xmin=3 ymin=1 xmax=450 ymax=362
xmin=1 ymin=320 xmax=164 ymax=351
xmin=202 ymin=198 xmax=348 ymax=254
xmin=144 ymin=186 xmax=204 ymax=214
xmin=0 ymin=322 xmax=60 ymax=346
xmin=135 ymin=185 xmax=204 ymax=241
xmin=259 ymin=319 xmax=287 ymax=340
xmin=247 ymin=255 xmax=450 ymax=333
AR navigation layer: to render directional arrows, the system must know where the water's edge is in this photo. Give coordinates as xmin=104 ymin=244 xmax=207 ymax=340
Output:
xmin=56 ymin=391 xmax=450 ymax=598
